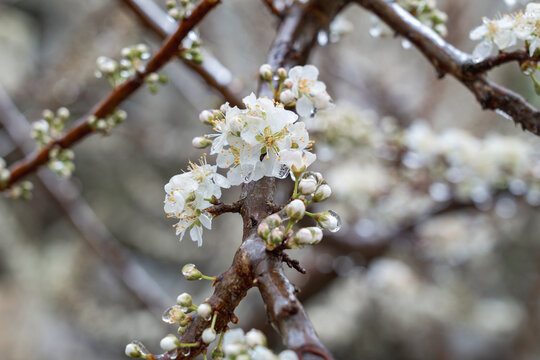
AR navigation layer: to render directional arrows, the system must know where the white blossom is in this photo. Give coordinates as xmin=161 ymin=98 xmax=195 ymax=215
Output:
xmin=164 ymin=160 xmax=229 ymax=245
xmin=287 ymin=65 xmax=332 ymax=117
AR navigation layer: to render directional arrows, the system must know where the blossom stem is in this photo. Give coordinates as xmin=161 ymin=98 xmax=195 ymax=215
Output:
xmin=210 ymin=311 xmax=218 ymax=330
xmin=179 ymin=342 xmax=199 ymax=347
xmin=201 ymin=274 xmax=217 ymax=281
xmin=285 ymin=219 xmax=294 ymax=233
xmin=304 ymin=211 xmax=316 ymax=218
xmin=292 ymin=175 xmax=300 ymax=199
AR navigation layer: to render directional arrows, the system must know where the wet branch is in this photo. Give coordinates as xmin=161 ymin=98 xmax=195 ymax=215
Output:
xmin=355 ymin=0 xmax=540 ymax=136
xmin=120 ymin=0 xmax=243 ymax=107
xmin=1 ymin=0 xmax=221 ymax=191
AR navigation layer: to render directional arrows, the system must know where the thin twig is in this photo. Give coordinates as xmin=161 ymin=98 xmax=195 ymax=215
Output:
xmin=355 ymin=0 xmax=540 ymax=136
xmin=0 ymin=85 xmax=169 ymax=316
xmin=1 ymin=0 xmax=221 ymax=191
xmin=120 ymin=0 xmax=243 ymax=107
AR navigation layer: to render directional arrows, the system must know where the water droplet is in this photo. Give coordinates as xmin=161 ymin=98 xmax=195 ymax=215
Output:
xmin=181 ymin=347 xmax=191 ymax=356
xmin=429 ymin=182 xmax=451 ymax=202
xmin=326 ymin=210 xmax=342 ymax=232
xmin=169 ymin=349 xmax=179 ymax=359
xmin=317 ymin=30 xmax=329 ymax=46
xmin=162 ymin=305 xmax=184 ymax=324
xmin=401 ymin=39 xmax=412 ymax=49
xmin=277 ymin=164 xmax=290 ymax=179
xmin=495 ymin=109 xmax=514 ymax=122
xmin=132 ymin=341 xmax=151 ymax=357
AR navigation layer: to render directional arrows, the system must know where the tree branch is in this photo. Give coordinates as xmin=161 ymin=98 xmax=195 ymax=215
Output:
xmin=0 ymin=85 xmax=169 ymax=316
xmin=120 ymin=0 xmax=243 ymax=107
xmin=355 ymin=0 xmax=540 ymax=136
xmin=1 ymin=0 xmax=221 ymax=191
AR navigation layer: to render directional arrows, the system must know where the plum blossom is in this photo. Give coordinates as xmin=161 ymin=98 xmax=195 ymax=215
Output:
xmin=209 ymin=93 xmax=313 ymax=185
xmin=164 ymin=159 xmax=229 ymax=246
xmin=287 ymin=65 xmax=332 ymax=117
xmin=470 ymin=15 xmax=516 ymax=61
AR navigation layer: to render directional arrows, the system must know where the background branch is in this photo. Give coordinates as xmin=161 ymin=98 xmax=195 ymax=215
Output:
xmin=1 ymin=0 xmax=221 ymax=191
xmin=355 ymin=0 xmax=540 ymax=136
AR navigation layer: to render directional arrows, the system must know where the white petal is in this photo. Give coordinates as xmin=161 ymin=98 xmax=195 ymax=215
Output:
xmin=301 ymin=65 xmax=319 ymax=80
xmin=190 ymin=225 xmax=203 ymax=246
xmin=472 ymin=39 xmax=494 ymax=62
xmin=296 ymin=96 xmax=314 ymax=117
xmin=199 ymin=213 xmax=212 ymax=229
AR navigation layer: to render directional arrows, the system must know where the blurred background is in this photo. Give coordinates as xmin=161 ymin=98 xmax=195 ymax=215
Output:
xmin=0 ymin=0 xmax=539 ymax=359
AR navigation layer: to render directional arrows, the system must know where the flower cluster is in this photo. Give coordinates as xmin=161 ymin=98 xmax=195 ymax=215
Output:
xmin=87 ymin=109 xmax=127 ymax=134
xmin=95 ymin=44 xmax=166 ymax=90
xmin=470 ymin=3 xmax=540 ymax=62
xmin=259 ymin=64 xmax=333 ymax=118
xmin=257 ymin=170 xmax=340 ymax=251
xmin=179 ymin=31 xmax=203 ymax=64
xmin=219 ymin=328 xmax=298 ymax=360
xmin=198 ymin=93 xmax=313 ymax=186
xmin=1 ymin=157 xmax=33 ymax=200
xmin=30 ymin=107 xmax=76 ymax=178
xmin=164 ymin=159 xmax=230 ymax=245
xmin=370 ymin=0 xmax=448 ymax=41
xmin=166 ymin=0 xmax=198 ymax=21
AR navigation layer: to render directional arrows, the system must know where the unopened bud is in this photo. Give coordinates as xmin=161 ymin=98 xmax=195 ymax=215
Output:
xmin=146 ymin=72 xmax=159 ymax=83
xmin=316 ymin=211 xmax=341 ymax=232
xmin=192 ymin=136 xmax=212 ymax=149
xmin=42 ymin=109 xmax=54 ymax=122
xmin=182 ymin=263 xmax=202 ymax=280
xmin=264 ymin=214 xmax=281 ymax=227
xmin=307 ymin=227 xmax=323 ymax=244
xmin=279 ymin=350 xmax=299 ymax=360
xmin=277 ymin=67 xmax=288 ymax=79
xmin=125 ymin=343 xmax=142 ymax=358
xmin=299 ymin=177 xmax=317 ymax=195
xmin=176 ymin=292 xmax=192 ymax=307
xmin=160 ymin=334 xmax=180 ymax=351
xmin=268 ymin=227 xmax=284 ymax=249
xmin=202 ymin=328 xmax=217 ymax=344
xmin=283 ymin=79 xmax=294 ymax=88
xmin=245 ymin=329 xmax=267 ymax=348
xmin=313 ymin=184 xmax=331 ymax=202
xmin=285 ymin=199 xmax=305 ymax=221
xmin=199 ymin=110 xmax=214 ymax=124
xmin=295 ymin=228 xmax=313 ymax=245
xmin=197 ymin=303 xmax=212 ymax=319
xmin=257 ymin=222 xmax=270 ymax=240
xmin=259 ymin=64 xmax=273 ymax=81
xmin=279 ymin=89 xmax=295 ymax=105
xmin=57 ymin=107 xmax=70 ymax=120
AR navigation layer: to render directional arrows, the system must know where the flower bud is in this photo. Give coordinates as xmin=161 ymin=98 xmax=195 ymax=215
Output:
xmin=279 ymin=90 xmax=295 ymax=105
xmin=313 ymin=184 xmax=331 ymax=202
xmin=299 ymin=177 xmax=317 ymax=195
xmin=0 ymin=170 xmax=8 ymax=184
xmin=182 ymin=263 xmax=202 ymax=280
xmin=316 ymin=211 xmax=341 ymax=232
xmin=114 ymin=109 xmax=128 ymax=123
xmin=125 ymin=343 xmax=142 ymax=358
xmin=192 ymin=136 xmax=212 ymax=149
xmin=197 ymin=303 xmax=212 ymax=319
xmin=146 ymin=72 xmax=160 ymax=83
xmin=283 ymin=79 xmax=293 ymax=88
xmin=263 ymin=214 xmax=282 ymax=228
xmin=257 ymin=222 xmax=270 ymax=240
xmin=176 ymin=292 xmax=192 ymax=307
xmin=57 ymin=107 xmax=70 ymax=121
xmin=166 ymin=0 xmax=176 ymax=8
xmin=259 ymin=64 xmax=273 ymax=81
xmin=96 ymin=56 xmax=118 ymax=75
xmin=199 ymin=110 xmax=214 ymax=124
xmin=245 ymin=329 xmax=267 ymax=348
xmin=295 ymin=228 xmax=313 ymax=245
xmin=160 ymin=334 xmax=179 ymax=351
xmin=312 ymin=91 xmax=332 ymax=110
xmin=307 ymin=227 xmax=323 ymax=244
xmin=285 ymin=199 xmax=305 ymax=221
xmin=42 ymin=109 xmax=55 ymax=122
xmin=279 ymin=350 xmax=299 ymax=360
xmin=313 ymin=172 xmax=324 ymax=183
xmin=202 ymin=328 xmax=217 ymax=344
xmin=267 ymin=227 xmax=284 ymax=250
xmin=277 ymin=67 xmax=288 ymax=79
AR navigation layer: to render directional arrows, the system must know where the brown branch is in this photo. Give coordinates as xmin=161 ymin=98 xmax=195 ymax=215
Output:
xmin=263 ymin=0 xmax=284 ymax=17
xmin=152 ymin=1 xmax=350 ymax=359
xmin=120 ymin=0 xmax=243 ymax=107
xmin=355 ymin=0 xmax=540 ymax=136
xmin=1 ymin=0 xmax=221 ymax=191
xmin=0 ymin=85 xmax=169 ymax=316
xmin=465 ymin=50 xmax=540 ymax=74
xmin=206 ymin=200 xmax=242 ymax=216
